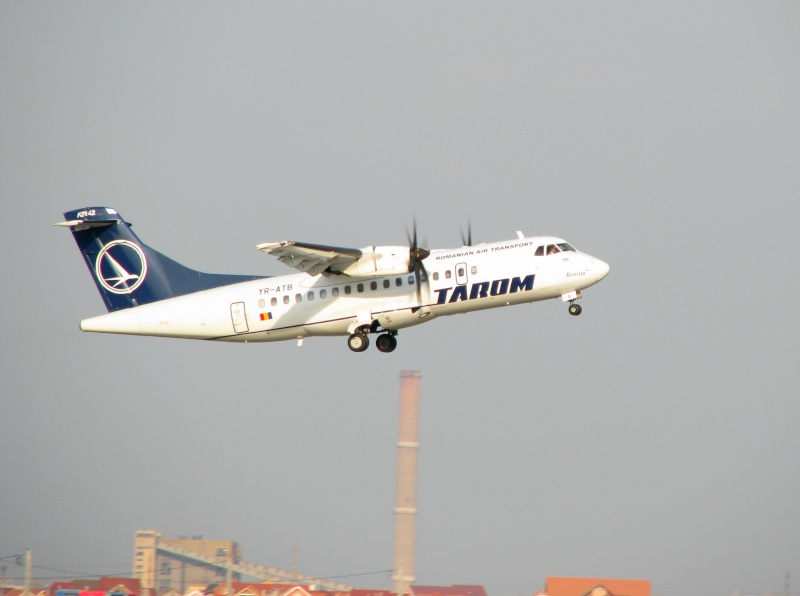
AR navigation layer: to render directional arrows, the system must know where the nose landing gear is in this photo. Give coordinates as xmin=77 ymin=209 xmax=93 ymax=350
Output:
xmin=561 ymin=290 xmax=583 ymax=316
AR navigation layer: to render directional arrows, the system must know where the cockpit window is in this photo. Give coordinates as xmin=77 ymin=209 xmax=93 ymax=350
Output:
xmin=546 ymin=244 xmax=559 ymax=255
xmin=557 ymin=242 xmax=576 ymax=252
xmin=535 ymin=245 xmax=544 ymax=256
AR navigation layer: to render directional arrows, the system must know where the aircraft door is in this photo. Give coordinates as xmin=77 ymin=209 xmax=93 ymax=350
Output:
xmin=455 ymin=262 xmax=468 ymax=285
xmin=230 ymin=302 xmax=249 ymax=333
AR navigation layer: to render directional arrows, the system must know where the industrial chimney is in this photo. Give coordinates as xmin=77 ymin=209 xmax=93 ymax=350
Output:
xmin=392 ymin=370 xmax=421 ymax=596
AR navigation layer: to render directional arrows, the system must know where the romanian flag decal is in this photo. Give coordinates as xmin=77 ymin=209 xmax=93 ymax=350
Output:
xmin=260 ymin=312 xmax=273 ymax=321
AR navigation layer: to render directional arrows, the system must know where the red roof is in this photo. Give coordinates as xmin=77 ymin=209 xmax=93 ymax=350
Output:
xmin=544 ymin=577 xmax=650 ymax=596
xmin=412 ymin=585 xmax=487 ymax=596
xmin=44 ymin=577 xmax=140 ymax=596
xmin=99 ymin=577 xmax=141 ymax=594
xmin=350 ymin=590 xmax=393 ymax=596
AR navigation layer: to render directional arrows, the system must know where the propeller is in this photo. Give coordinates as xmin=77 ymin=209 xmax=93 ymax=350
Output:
xmin=460 ymin=220 xmax=473 ymax=247
xmin=407 ymin=219 xmax=430 ymax=307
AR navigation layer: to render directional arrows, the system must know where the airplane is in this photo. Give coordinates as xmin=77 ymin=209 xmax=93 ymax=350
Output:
xmin=55 ymin=207 xmax=610 ymax=353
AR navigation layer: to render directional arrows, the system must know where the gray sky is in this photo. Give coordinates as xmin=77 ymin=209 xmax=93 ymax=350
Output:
xmin=2 ymin=3 xmax=799 ymax=596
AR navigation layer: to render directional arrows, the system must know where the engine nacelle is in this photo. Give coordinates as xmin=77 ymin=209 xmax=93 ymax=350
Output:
xmin=336 ymin=246 xmax=411 ymax=277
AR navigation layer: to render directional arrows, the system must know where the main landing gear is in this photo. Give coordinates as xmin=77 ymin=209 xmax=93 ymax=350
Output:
xmin=347 ymin=332 xmax=369 ymax=352
xmin=568 ymin=302 xmax=583 ymax=316
xmin=347 ymin=328 xmax=398 ymax=353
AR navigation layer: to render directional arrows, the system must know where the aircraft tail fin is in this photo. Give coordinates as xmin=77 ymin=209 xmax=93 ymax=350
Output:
xmin=56 ymin=207 xmax=266 ymax=312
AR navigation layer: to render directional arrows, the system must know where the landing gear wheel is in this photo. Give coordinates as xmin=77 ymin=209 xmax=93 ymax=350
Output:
xmin=376 ymin=333 xmax=398 ymax=353
xmin=568 ymin=303 xmax=583 ymax=316
xmin=347 ymin=333 xmax=369 ymax=352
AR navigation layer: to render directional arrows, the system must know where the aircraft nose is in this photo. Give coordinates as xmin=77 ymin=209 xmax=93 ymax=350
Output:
xmin=594 ymin=259 xmax=610 ymax=281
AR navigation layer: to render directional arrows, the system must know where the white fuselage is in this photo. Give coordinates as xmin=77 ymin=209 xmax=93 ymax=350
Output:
xmin=80 ymin=236 xmax=609 ymax=342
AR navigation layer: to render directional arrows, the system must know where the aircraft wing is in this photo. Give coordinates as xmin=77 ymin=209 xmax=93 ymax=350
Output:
xmin=257 ymin=241 xmax=363 ymax=275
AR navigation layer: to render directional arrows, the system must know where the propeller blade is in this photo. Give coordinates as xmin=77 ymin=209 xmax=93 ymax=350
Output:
xmin=406 ymin=218 xmax=429 ymax=307
xmin=414 ymin=261 xmax=422 ymax=303
xmin=461 ymin=220 xmax=472 ymax=247
xmin=406 ymin=217 xmax=417 ymax=250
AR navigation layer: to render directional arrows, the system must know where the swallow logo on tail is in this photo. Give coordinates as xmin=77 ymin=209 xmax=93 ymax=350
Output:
xmin=95 ymin=240 xmax=148 ymax=294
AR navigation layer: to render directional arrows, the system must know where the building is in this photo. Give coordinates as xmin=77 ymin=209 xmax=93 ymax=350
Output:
xmin=132 ymin=531 xmax=353 ymax=595
xmin=133 ymin=531 xmax=241 ymax=596
xmin=537 ymin=577 xmax=650 ymax=596
xmin=48 ymin=577 xmax=141 ymax=596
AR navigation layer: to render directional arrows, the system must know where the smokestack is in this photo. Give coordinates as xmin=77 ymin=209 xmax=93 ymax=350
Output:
xmin=392 ymin=370 xmax=421 ymax=596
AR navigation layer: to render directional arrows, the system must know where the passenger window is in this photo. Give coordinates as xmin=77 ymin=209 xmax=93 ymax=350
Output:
xmin=295 ymin=294 xmax=302 ymax=303
xmin=320 ymin=289 xmax=327 ymax=299
xmin=308 ymin=291 xmax=315 ymax=301
xmin=383 ymin=279 xmax=390 ymax=289
xmin=457 ymin=267 xmax=465 ymax=277
xmin=271 ymin=297 xmax=278 ymax=307
xmin=396 ymin=277 xmax=403 ymax=286
xmin=408 ymin=276 xmax=415 ymax=285
xmin=259 ymin=299 xmax=265 ymax=308
xmin=445 ymin=270 xmax=452 ymax=279
xmin=283 ymin=295 xmax=290 ymax=304
xmin=471 ymin=266 xmax=478 ymax=274
xmin=344 ymin=286 xmax=352 ymax=295
xmin=433 ymin=272 xmax=439 ymax=281
xmin=333 ymin=287 xmax=340 ymax=297
xmin=357 ymin=283 xmax=364 ymax=293
xmin=370 ymin=281 xmax=377 ymax=291
xmin=535 ymin=245 xmax=544 ymax=257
